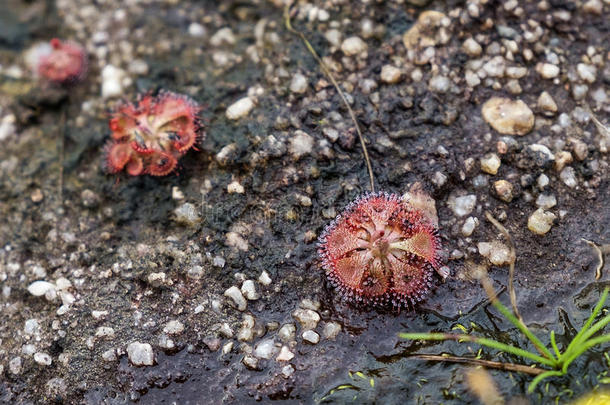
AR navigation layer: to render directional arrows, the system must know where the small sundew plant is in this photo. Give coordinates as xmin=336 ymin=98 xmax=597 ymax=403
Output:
xmin=400 ymin=285 xmax=610 ymax=393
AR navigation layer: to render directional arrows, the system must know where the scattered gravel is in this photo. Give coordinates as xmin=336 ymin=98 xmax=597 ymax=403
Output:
xmin=478 ymin=241 xmax=512 ymax=266
xmin=163 ymin=320 xmax=185 ymax=335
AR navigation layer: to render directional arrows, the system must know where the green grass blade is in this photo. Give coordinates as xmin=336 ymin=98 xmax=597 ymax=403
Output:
xmin=400 ymin=332 xmax=555 ymax=367
xmin=490 ymin=296 xmax=556 ymax=361
xmin=550 ymin=330 xmax=561 ymax=359
xmin=527 ymin=370 xmax=564 ymax=393
xmin=562 ymin=288 xmax=609 ymax=357
xmin=561 ymin=333 xmax=610 ymax=373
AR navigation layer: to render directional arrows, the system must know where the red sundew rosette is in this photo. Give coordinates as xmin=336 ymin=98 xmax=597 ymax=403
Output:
xmin=37 ymin=38 xmax=88 ymax=85
xmin=317 ymin=192 xmax=442 ymax=309
xmin=104 ymin=91 xmax=202 ymax=177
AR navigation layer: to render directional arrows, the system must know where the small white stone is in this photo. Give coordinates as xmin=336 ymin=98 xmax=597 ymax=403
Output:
xmin=302 ymin=330 xmax=320 ymax=344
xmin=480 ymin=153 xmax=501 ymax=175
xmin=560 ymin=167 xmax=577 ymax=188
xmin=0 ymin=114 xmax=16 ymax=141
xmin=27 ymin=281 xmax=55 ymax=297
xmin=173 ymin=203 xmax=200 ymax=226
xmin=380 ymin=65 xmax=402 ymax=84
xmin=258 ymin=270 xmax=272 ymax=286
xmin=224 ymin=286 xmax=247 ymax=311
xmin=281 ymin=364 xmax=295 ymax=377
xmin=483 ymin=56 xmax=506 ymax=78
xmin=324 ymin=29 xmax=342 ymax=47
xmin=227 ymin=181 xmax=245 ymax=194
xmin=277 ymin=323 xmax=296 ymax=342
xmin=158 ymin=334 xmax=175 ymax=350
xmin=322 ymin=322 xmax=341 ymax=340
xmin=225 ymin=232 xmax=249 ymax=251
xmin=102 ymin=349 xmax=117 ymax=362
xmin=536 ymin=63 xmax=560 ymax=79
xmin=482 ymin=97 xmax=534 ymax=136
xmin=254 ymin=339 xmax=279 ymax=359
xmin=34 ymin=352 xmax=52 ymax=366
xmin=9 ymin=357 xmax=22 ymax=375
xmin=126 ymin=342 xmax=154 ymax=366
xmin=210 ymin=27 xmax=236 ymax=46
xmin=465 ymin=70 xmax=481 ymax=87
xmin=92 ymin=310 xmax=108 ymax=320
xmin=163 ymin=320 xmax=185 ymax=335
xmin=461 ymin=217 xmax=477 ymax=237
xmin=290 ymin=73 xmax=308 ymax=93
xmin=276 ymin=346 xmax=295 ymax=362
xmin=341 ymin=36 xmax=367 ymax=56
xmin=428 ymin=75 xmax=450 ymax=93
xmin=448 ymin=195 xmax=477 ymax=217
xmin=289 ymin=130 xmax=314 ymax=159
xmin=478 ymin=241 xmax=512 ymax=266
xmin=101 ymin=65 xmax=126 ymax=100
xmin=577 ymin=63 xmax=597 ymax=84
xmin=95 ymin=326 xmax=115 ymax=339
xmin=226 ymin=97 xmax=254 ymax=120
xmin=462 ymin=38 xmax=482 ymax=56
xmin=536 ymin=194 xmax=557 ymax=209
xmin=24 ymin=319 xmax=40 ymax=335
xmin=528 ymin=208 xmax=556 ymax=235
xmin=537 ymin=91 xmax=558 ymax=115
xmin=291 ymin=309 xmax=320 ymax=330
xmin=241 ymin=280 xmax=260 ymax=300
xmin=188 ymin=22 xmax=206 ymax=37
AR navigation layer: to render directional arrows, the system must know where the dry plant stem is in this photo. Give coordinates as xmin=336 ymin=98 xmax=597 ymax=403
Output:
xmin=283 ymin=5 xmax=375 ymax=193
xmin=485 ymin=211 xmax=520 ymax=323
xmin=582 ymin=238 xmax=608 ymax=280
xmin=410 ymin=354 xmax=545 ymax=376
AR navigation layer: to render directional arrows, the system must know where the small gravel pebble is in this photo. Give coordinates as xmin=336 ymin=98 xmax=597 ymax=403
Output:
xmin=276 ymin=346 xmax=295 ymax=361
xmin=478 ymin=241 xmax=512 ymax=266
xmin=302 ymin=330 xmax=320 ymax=344
xmin=536 ymin=194 xmax=557 ymax=209
xmin=241 ymin=280 xmax=260 ymax=300
xmin=101 ymin=65 xmax=126 ymax=100
xmin=277 ymin=323 xmax=296 ymax=342
xmin=536 ymin=63 xmax=560 ymax=79
xmin=537 ymin=91 xmax=558 ymax=116
xmin=242 ymin=355 xmax=259 ymax=370
xmin=163 ymin=320 xmax=184 ymax=335
xmin=528 ymin=208 xmax=556 ymax=235
xmin=291 ymin=308 xmax=320 ymax=330
xmin=448 ymin=194 xmax=477 ymax=217
xmin=462 ymin=38 xmax=482 ymax=56
xmin=127 ymin=342 xmax=154 ymax=366
xmin=380 ymin=65 xmax=402 ymax=84
xmin=9 ymin=357 xmax=22 ymax=375
xmin=173 ymin=203 xmax=200 ymax=226
xmin=480 ymin=153 xmax=501 ymax=175
xmin=461 ymin=217 xmax=477 ymax=237
xmin=258 ymin=270 xmax=272 ymax=286
xmin=27 ymin=281 xmax=55 ymax=297
xmin=341 ymin=36 xmax=367 ymax=56
xmin=224 ymin=286 xmax=247 ymax=311
xmin=560 ymin=167 xmax=577 ymax=188
xmin=226 ymin=97 xmax=254 ymax=120
xmin=493 ymin=180 xmax=514 ymax=202
xmin=322 ymin=322 xmax=341 ymax=340
xmin=482 ymin=97 xmax=534 ymax=136
xmin=34 ymin=352 xmax=52 ymax=366
xmin=254 ymin=339 xmax=279 ymax=359
xmin=290 ymin=73 xmax=308 ymax=93
xmin=289 ymin=130 xmax=314 ymax=160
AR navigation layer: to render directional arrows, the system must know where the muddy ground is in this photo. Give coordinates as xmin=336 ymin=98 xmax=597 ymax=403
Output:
xmin=0 ymin=0 xmax=609 ymax=404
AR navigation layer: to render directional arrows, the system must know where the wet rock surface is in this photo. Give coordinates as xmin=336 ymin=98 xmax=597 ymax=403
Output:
xmin=0 ymin=0 xmax=608 ymax=404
